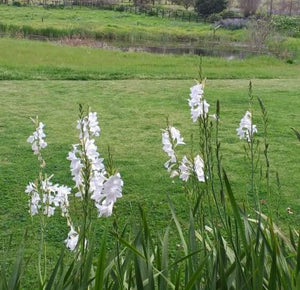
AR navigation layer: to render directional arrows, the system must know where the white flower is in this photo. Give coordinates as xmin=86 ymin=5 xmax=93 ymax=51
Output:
xmin=102 ymin=173 xmax=123 ymax=204
xmin=169 ymin=127 xmax=185 ymax=146
xmin=90 ymin=171 xmax=107 ymax=203
xmin=189 ymin=84 xmax=203 ymax=103
xmin=29 ymin=192 xmax=41 ymax=215
xmin=194 ymin=155 xmax=205 ymax=182
xmin=67 ymin=145 xmax=83 ymax=188
xmin=25 ymin=175 xmax=71 ymax=217
xmin=236 ymin=111 xmax=257 ymax=142
xmin=178 ymin=155 xmax=205 ymax=182
xmin=179 ymin=156 xmax=192 ymax=181
xmin=88 ymin=112 xmax=100 ymax=137
xmin=162 ymin=131 xmax=176 ymax=161
xmin=188 ymin=84 xmax=210 ymax=122
xmin=44 ymin=205 xmax=55 ymax=217
xmin=27 ymin=121 xmax=47 ymax=154
xmin=162 ymin=126 xmax=185 ymax=176
xmin=85 ymin=139 xmax=99 ymax=161
xmin=92 ymin=173 xmax=123 ymax=217
xmin=96 ymin=201 xmax=114 ymax=217
xmin=25 ymin=182 xmax=36 ymax=194
xmin=54 ymin=185 xmax=71 ymax=216
xmin=76 ymin=111 xmax=100 ymax=139
xmin=162 ymin=130 xmax=176 ymax=171
xmin=190 ymin=100 xmax=210 ymax=122
xmin=65 ymin=227 xmax=79 ymax=251
xmin=170 ymin=170 xmax=179 ymax=178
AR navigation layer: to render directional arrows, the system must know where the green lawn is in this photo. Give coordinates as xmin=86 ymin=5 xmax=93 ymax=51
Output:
xmin=2 ymin=78 xmax=300 ymax=267
xmin=1 ymin=38 xmax=300 ymax=80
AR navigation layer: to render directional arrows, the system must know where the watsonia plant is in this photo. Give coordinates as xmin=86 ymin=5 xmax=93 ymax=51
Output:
xmin=111 ymin=78 xmax=300 ymax=289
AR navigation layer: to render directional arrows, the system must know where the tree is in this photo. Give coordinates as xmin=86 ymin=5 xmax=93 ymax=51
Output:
xmin=238 ymin=0 xmax=261 ymax=17
xmin=195 ymin=0 xmax=227 ymax=17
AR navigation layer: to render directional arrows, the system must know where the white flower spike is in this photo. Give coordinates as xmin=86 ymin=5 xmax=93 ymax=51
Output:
xmin=188 ymin=83 xmax=210 ymax=122
xmin=236 ymin=111 xmax=257 ymax=142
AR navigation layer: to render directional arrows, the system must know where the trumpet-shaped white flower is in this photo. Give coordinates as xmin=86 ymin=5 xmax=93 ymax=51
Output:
xmin=25 ymin=175 xmax=71 ymax=217
xmin=96 ymin=201 xmax=114 ymax=217
xmin=85 ymin=139 xmax=99 ymax=161
xmin=43 ymin=205 xmax=55 ymax=217
xmin=162 ymin=126 xmax=185 ymax=177
xmin=169 ymin=127 xmax=185 ymax=146
xmin=194 ymin=155 xmax=205 ymax=182
xmin=179 ymin=156 xmax=192 ymax=181
xmin=27 ymin=122 xmax=47 ymax=155
xmin=67 ymin=145 xmax=84 ymax=188
xmin=190 ymin=100 xmax=210 ymax=122
xmin=88 ymin=112 xmax=100 ymax=137
xmin=90 ymin=171 xmax=107 ymax=203
xmin=53 ymin=185 xmax=72 ymax=216
xmin=236 ymin=111 xmax=257 ymax=142
xmin=65 ymin=226 xmax=79 ymax=251
xmin=188 ymin=84 xmax=210 ymax=122
xmin=189 ymin=84 xmax=204 ymax=105
xmin=93 ymin=173 xmax=123 ymax=217
xmin=76 ymin=111 xmax=101 ymax=139
xmin=178 ymin=155 xmax=205 ymax=182
xmin=102 ymin=173 xmax=123 ymax=204
xmin=29 ymin=191 xmax=41 ymax=216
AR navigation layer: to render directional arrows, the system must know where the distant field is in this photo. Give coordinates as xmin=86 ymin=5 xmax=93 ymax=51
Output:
xmin=0 ymin=5 xmax=242 ymax=44
xmin=0 ymin=38 xmax=299 ymax=80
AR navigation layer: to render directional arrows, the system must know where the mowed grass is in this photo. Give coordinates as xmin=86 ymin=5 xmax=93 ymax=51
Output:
xmin=1 ymin=78 xmax=300 ymax=279
xmin=0 ymin=5 xmax=242 ymax=43
xmin=1 ymin=38 xmax=300 ymax=80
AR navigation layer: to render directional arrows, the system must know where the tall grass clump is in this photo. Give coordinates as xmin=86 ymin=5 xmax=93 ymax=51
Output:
xmin=1 ymin=75 xmax=300 ymax=289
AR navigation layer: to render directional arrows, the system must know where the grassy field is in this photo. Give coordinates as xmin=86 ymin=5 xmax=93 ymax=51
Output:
xmin=1 ymin=34 xmax=300 ymax=286
xmin=0 ymin=5 xmax=243 ymax=44
xmin=1 ymin=38 xmax=300 ymax=80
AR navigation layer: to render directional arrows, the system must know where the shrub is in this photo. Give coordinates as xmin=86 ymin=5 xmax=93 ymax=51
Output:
xmin=270 ymin=15 xmax=300 ymax=37
xmin=195 ymin=0 xmax=227 ymax=17
xmin=12 ymin=1 xmax=21 ymax=6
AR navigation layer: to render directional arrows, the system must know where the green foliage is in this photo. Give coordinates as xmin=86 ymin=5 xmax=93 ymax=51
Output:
xmin=12 ymin=1 xmax=21 ymax=6
xmin=195 ymin=0 xmax=227 ymax=17
xmin=271 ymin=15 xmax=300 ymax=38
